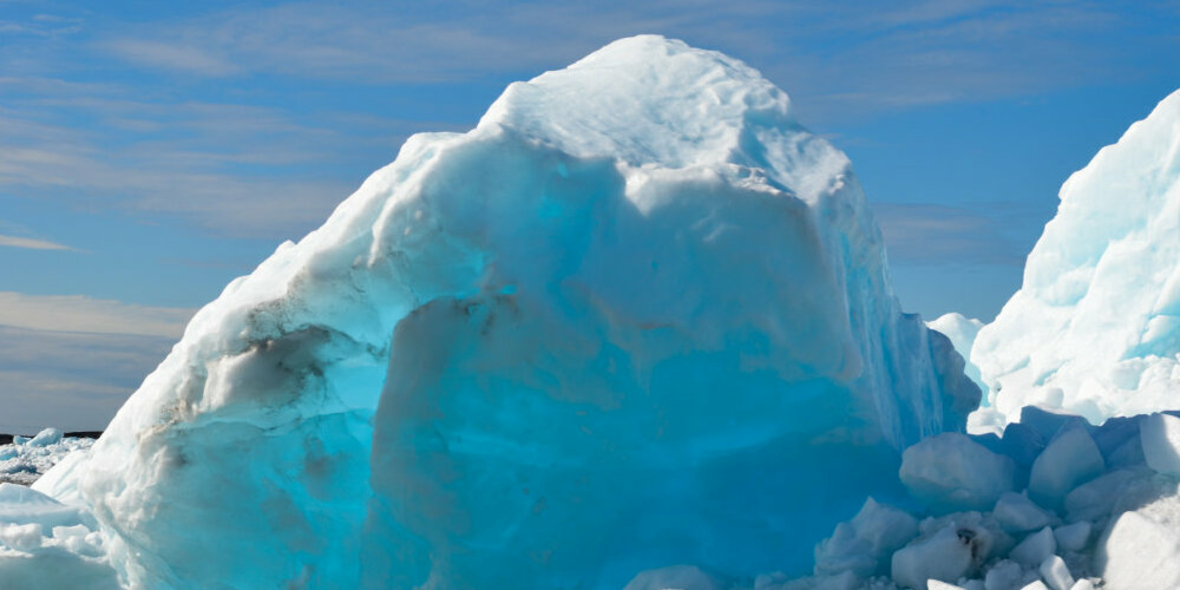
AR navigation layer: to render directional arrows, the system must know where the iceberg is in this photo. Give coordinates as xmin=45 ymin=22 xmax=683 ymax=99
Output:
xmin=29 ymin=35 xmax=977 ymax=588
xmin=971 ymin=89 xmax=1180 ymax=425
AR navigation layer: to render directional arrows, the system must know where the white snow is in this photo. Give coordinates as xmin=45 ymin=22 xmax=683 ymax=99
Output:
xmin=971 ymin=88 xmax=1180 ymax=426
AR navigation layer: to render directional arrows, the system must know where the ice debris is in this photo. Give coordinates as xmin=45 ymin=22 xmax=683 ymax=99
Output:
xmin=0 ymin=429 xmax=95 ymax=486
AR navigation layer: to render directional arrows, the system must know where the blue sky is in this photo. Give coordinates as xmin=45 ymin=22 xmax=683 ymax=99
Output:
xmin=2 ymin=0 xmax=1178 ymax=431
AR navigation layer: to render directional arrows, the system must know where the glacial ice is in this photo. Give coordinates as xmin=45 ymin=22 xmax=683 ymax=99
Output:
xmin=899 ymin=433 xmax=1015 ymax=513
xmin=970 ymin=88 xmax=1180 ymax=425
xmin=25 ymin=35 xmax=978 ymax=589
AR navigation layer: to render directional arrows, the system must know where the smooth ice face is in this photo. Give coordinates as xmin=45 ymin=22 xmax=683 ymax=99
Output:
xmin=43 ymin=35 xmax=977 ymax=588
xmin=972 ymin=89 xmax=1180 ymax=425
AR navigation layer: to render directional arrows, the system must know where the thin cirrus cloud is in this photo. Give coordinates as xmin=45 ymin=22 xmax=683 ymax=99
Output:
xmin=89 ymin=0 xmax=1175 ymax=120
xmin=872 ymin=203 xmax=1027 ymax=266
xmin=0 ymin=234 xmax=72 ymax=251
xmin=0 ymin=292 xmax=195 ymax=339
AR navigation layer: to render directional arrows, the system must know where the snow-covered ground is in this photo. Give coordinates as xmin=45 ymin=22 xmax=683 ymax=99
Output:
xmin=0 ymin=429 xmax=95 ymax=486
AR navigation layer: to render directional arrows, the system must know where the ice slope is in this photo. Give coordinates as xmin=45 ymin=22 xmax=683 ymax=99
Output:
xmin=42 ymin=35 xmax=977 ymax=588
xmin=973 ymin=89 xmax=1180 ymax=425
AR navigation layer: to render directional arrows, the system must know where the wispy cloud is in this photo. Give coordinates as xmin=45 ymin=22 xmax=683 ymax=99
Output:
xmin=872 ymin=203 xmax=1026 ymax=266
xmin=0 ymin=234 xmax=73 ymax=250
xmin=88 ymin=0 xmax=1178 ymax=121
xmin=0 ymin=79 xmax=438 ymax=237
xmin=0 ymin=292 xmax=195 ymax=338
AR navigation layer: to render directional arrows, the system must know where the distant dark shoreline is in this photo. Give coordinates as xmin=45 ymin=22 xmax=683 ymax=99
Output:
xmin=0 ymin=431 xmax=103 ymax=445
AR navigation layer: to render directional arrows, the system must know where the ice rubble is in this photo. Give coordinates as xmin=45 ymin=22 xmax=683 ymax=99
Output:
xmin=956 ymin=89 xmax=1180 ymax=426
xmin=626 ymin=408 xmax=1180 ymax=590
xmin=0 ymin=429 xmax=95 ymax=486
xmin=16 ymin=35 xmax=977 ymax=589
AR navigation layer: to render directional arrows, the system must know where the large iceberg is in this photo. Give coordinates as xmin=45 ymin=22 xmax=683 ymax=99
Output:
xmin=35 ymin=35 xmax=977 ymax=588
xmin=972 ymin=89 xmax=1180 ymax=425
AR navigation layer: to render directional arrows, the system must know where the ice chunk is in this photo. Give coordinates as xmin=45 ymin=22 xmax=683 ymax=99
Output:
xmin=47 ymin=35 xmax=981 ymax=589
xmin=623 ymin=565 xmax=721 ymax=590
xmin=971 ymin=88 xmax=1180 ymax=425
xmin=1068 ymin=581 xmax=1093 ymax=590
xmin=992 ymin=492 xmax=1053 ymax=534
xmin=26 ymin=428 xmax=62 ymax=448
xmin=1028 ymin=426 xmax=1104 ymax=510
xmin=1020 ymin=582 xmax=1048 ymax=590
xmin=814 ymin=497 xmax=918 ymax=578
xmin=900 ymin=433 xmax=1016 ymax=513
xmin=928 ymin=580 xmax=967 ymax=590
xmin=984 ymin=560 xmax=1023 ymax=590
xmin=892 ymin=520 xmax=992 ymax=588
xmin=1038 ymin=555 xmax=1073 ymax=590
xmin=0 ymin=483 xmax=117 ymax=589
xmin=1052 ymin=522 xmax=1090 ymax=553
xmin=998 ymin=422 xmax=1046 ymax=470
xmin=1139 ymin=412 xmax=1180 ymax=474
xmin=1063 ymin=467 xmax=1150 ymax=522
xmin=0 ymin=522 xmax=43 ymax=551
xmin=1009 ymin=527 xmax=1056 ymax=569
xmin=1019 ymin=407 xmax=1088 ymax=444
xmin=1096 ymin=510 xmax=1180 ymax=588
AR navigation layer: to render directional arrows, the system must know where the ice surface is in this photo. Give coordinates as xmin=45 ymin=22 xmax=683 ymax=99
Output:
xmin=1009 ymin=527 xmax=1056 ymax=569
xmin=992 ymin=492 xmax=1053 ymax=534
xmin=37 ymin=35 xmax=978 ymax=589
xmin=1097 ymin=510 xmax=1180 ymax=588
xmin=972 ymin=89 xmax=1180 ymax=425
xmin=984 ymin=560 xmax=1023 ymax=590
xmin=26 ymin=428 xmax=62 ymax=448
xmin=623 ymin=565 xmax=721 ymax=590
xmin=927 ymin=580 xmax=966 ymax=590
xmin=1027 ymin=426 xmax=1104 ymax=510
xmin=891 ymin=514 xmax=996 ymax=588
xmin=814 ymin=497 xmax=918 ymax=578
xmin=1139 ymin=412 xmax=1180 ymax=474
xmin=0 ymin=484 xmax=117 ymax=589
xmin=900 ymin=433 xmax=1015 ymax=513
xmin=1052 ymin=522 xmax=1090 ymax=553
xmin=1038 ymin=555 xmax=1073 ymax=590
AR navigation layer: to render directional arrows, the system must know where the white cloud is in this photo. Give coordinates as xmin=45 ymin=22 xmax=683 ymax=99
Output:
xmin=0 ymin=234 xmax=72 ymax=250
xmin=0 ymin=292 xmax=195 ymax=338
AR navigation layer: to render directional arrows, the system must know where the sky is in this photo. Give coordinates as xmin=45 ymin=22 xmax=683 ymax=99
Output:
xmin=1 ymin=0 xmax=1178 ymax=432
